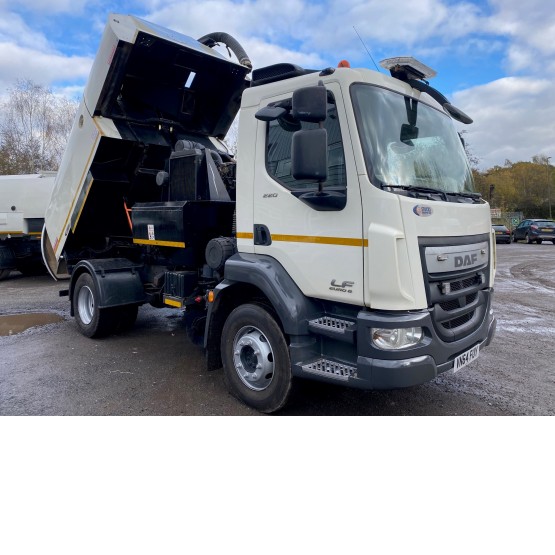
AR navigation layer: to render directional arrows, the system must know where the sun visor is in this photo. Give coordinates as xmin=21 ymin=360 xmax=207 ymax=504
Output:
xmin=83 ymin=14 xmax=250 ymax=138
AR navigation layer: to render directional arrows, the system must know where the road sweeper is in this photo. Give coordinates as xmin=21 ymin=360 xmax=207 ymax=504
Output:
xmin=42 ymin=14 xmax=496 ymax=412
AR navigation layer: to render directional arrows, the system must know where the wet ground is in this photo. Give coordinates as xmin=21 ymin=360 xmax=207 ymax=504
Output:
xmin=1 ymin=242 xmax=554 ymax=415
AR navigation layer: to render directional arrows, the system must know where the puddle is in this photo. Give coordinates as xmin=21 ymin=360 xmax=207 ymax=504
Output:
xmin=0 ymin=313 xmax=64 ymax=336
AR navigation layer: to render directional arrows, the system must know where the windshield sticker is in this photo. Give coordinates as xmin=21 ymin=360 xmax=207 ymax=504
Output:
xmin=413 ymin=205 xmax=433 ymax=217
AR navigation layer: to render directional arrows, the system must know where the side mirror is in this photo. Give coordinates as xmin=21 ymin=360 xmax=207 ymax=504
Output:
xmin=291 ymin=128 xmax=328 ymax=181
xmin=255 ymin=105 xmax=287 ymax=121
xmin=292 ymin=85 xmax=327 ymax=122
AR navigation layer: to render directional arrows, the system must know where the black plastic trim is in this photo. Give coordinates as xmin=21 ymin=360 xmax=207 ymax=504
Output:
xmin=69 ymin=258 xmax=146 ymax=311
xmin=221 ymin=253 xmax=322 ymax=335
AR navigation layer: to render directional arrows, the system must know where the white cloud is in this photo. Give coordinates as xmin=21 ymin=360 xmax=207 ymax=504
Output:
xmin=454 ymin=77 xmax=555 ymax=168
xmin=0 ymin=42 xmax=91 ymax=93
xmin=0 ymin=11 xmax=51 ymax=52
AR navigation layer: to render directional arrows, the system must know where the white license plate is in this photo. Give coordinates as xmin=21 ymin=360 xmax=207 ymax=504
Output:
xmin=453 ymin=345 xmax=480 ymax=372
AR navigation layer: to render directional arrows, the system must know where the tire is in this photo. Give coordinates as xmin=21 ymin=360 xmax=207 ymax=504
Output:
xmin=0 ymin=269 xmax=11 ymax=281
xmin=552 ymin=240 xmax=555 ymax=245
xmin=512 ymin=234 xmax=518 ymax=243
xmin=73 ymin=272 xmax=117 ymax=338
xmin=526 ymin=233 xmax=533 ymax=244
xmin=221 ymin=303 xmax=292 ymax=413
xmin=537 ymin=239 xmax=543 ymax=244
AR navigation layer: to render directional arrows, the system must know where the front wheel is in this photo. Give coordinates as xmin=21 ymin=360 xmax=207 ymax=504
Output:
xmin=221 ymin=304 xmax=292 ymax=413
xmin=73 ymin=273 xmax=116 ymax=338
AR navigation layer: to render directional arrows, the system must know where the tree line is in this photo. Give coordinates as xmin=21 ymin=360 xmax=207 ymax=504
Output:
xmin=472 ymin=155 xmax=554 ymax=221
xmin=0 ymin=79 xmax=77 ymax=175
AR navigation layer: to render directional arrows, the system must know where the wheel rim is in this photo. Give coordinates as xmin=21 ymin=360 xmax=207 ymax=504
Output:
xmin=77 ymin=285 xmax=95 ymax=325
xmin=232 ymin=325 xmax=275 ymax=391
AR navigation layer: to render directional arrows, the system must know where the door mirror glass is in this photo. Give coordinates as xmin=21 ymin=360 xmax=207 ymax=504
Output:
xmin=292 ymin=85 xmax=327 ymax=123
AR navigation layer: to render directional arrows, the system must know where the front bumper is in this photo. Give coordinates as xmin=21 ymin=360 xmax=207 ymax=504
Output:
xmin=351 ymin=314 xmax=496 ymax=389
xmin=291 ymin=289 xmax=496 ymax=390
xmin=532 ymin=233 xmax=555 ymax=241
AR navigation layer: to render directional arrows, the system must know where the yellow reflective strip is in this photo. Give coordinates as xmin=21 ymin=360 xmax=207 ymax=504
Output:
xmin=133 ymin=238 xmax=186 ymax=248
xmin=271 ymin=234 xmax=368 ymax=247
xmin=236 ymin=231 xmax=367 ymax=247
xmin=164 ymin=298 xmax=183 ymax=308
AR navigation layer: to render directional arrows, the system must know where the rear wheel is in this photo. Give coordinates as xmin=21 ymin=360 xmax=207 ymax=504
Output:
xmin=537 ymin=239 xmax=543 ymax=244
xmin=0 ymin=269 xmax=11 ymax=281
xmin=73 ymin=273 xmax=116 ymax=338
xmin=221 ymin=303 xmax=292 ymax=413
xmin=526 ymin=233 xmax=533 ymax=244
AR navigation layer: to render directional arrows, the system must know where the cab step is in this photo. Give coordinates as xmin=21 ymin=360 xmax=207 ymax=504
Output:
xmin=301 ymin=358 xmax=358 ymax=381
xmin=307 ymin=316 xmax=356 ymax=343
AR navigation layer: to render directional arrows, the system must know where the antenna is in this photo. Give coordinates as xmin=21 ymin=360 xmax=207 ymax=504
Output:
xmin=353 ymin=26 xmax=380 ymax=72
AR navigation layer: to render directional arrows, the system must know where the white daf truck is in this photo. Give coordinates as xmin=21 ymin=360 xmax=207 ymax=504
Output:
xmin=0 ymin=172 xmax=56 ymax=280
xmin=42 ymin=14 xmax=496 ymax=412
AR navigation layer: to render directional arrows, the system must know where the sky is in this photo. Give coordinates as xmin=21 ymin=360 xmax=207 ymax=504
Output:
xmin=0 ymin=0 xmax=554 ymax=170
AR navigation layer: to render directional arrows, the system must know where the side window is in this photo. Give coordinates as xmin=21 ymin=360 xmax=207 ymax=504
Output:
xmin=265 ymin=93 xmax=346 ymax=191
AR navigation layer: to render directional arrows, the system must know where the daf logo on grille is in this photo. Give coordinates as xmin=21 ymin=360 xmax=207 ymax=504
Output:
xmin=455 ymin=253 xmax=478 ymax=267
xmin=437 ymin=253 xmax=479 ymax=267
xmin=426 ymin=242 xmax=488 ymax=274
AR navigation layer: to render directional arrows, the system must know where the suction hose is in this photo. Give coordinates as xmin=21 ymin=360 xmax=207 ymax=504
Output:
xmin=197 ymin=32 xmax=252 ymax=73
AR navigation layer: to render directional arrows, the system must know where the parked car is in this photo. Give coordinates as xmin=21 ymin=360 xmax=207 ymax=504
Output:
xmin=493 ymin=224 xmax=511 ymax=244
xmin=512 ymin=219 xmax=555 ymax=244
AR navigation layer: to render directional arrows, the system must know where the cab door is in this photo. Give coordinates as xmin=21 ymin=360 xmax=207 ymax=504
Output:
xmin=250 ymin=82 xmax=365 ymax=306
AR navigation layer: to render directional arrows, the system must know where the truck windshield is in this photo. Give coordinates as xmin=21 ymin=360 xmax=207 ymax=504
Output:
xmin=351 ymin=84 xmax=475 ymax=195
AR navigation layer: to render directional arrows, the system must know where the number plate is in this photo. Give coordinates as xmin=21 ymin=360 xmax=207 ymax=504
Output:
xmin=453 ymin=345 xmax=480 ymax=372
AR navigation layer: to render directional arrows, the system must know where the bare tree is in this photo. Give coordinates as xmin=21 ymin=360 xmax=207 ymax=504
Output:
xmin=0 ymin=79 xmax=78 ymax=175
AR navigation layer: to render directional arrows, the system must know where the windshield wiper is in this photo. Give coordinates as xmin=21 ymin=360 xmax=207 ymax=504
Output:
xmin=386 ymin=185 xmax=482 ymax=203
xmin=450 ymin=191 xmax=481 ymax=199
xmin=385 ymin=185 xmax=447 ymax=200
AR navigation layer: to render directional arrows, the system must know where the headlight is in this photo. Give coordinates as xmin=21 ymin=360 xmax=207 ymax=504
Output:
xmin=371 ymin=327 xmax=424 ymax=350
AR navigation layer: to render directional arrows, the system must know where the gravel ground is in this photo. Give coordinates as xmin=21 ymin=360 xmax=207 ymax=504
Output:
xmin=1 ymin=241 xmax=554 ymax=415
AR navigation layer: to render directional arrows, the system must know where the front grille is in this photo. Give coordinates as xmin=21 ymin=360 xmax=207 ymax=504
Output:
xmin=440 ymin=299 xmax=461 ymax=312
xmin=441 ymin=313 xmax=473 ymax=330
xmin=440 ymin=292 xmax=478 ymax=313
xmin=450 ymin=276 xmax=478 ymax=291
xmin=420 ymin=236 xmax=491 ymax=342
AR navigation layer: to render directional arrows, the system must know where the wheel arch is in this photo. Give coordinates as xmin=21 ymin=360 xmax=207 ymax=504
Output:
xmin=69 ymin=258 xmax=146 ymax=316
xmin=203 ymin=253 xmax=323 ymax=370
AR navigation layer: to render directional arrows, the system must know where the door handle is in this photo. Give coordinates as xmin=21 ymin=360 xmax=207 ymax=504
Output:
xmin=253 ymin=224 xmax=272 ymax=246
